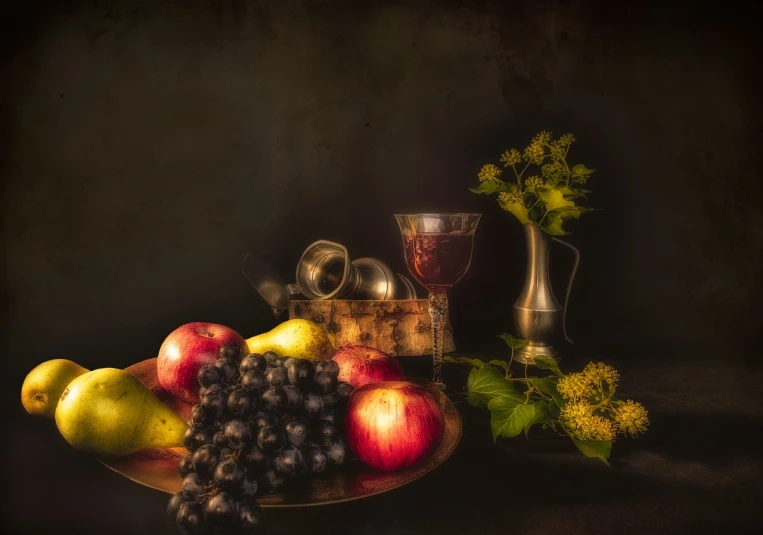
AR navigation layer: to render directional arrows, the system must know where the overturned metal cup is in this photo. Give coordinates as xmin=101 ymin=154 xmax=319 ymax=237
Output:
xmin=243 ymin=240 xmax=417 ymax=315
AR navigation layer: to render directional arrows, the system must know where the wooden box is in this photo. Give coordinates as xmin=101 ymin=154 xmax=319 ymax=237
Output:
xmin=288 ymin=299 xmax=456 ymax=357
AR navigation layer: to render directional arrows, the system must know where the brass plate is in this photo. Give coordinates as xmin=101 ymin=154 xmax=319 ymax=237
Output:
xmin=101 ymin=358 xmax=462 ymax=507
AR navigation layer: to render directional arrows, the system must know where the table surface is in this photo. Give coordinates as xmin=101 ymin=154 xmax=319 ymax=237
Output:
xmin=6 ymin=355 xmax=763 ymax=534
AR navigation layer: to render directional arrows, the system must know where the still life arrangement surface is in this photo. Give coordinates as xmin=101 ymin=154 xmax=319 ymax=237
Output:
xmin=20 ymin=131 xmax=648 ymax=534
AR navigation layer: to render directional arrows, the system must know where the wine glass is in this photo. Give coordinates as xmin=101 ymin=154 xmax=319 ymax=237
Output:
xmin=394 ymin=213 xmax=481 ymax=388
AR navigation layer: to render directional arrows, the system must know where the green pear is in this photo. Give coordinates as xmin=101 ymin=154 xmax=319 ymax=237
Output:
xmin=55 ymin=368 xmax=187 ymax=458
xmin=21 ymin=359 xmax=90 ymax=417
xmin=246 ymin=319 xmax=334 ymax=361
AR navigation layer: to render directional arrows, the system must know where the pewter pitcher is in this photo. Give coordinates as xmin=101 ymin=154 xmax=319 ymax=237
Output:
xmin=513 ymin=223 xmax=580 ymax=364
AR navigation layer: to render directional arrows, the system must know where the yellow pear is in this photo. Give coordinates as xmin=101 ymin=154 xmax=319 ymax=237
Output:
xmin=55 ymin=368 xmax=187 ymax=458
xmin=21 ymin=359 xmax=89 ymax=417
xmin=247 ymin=319 xmax=334 ymax=361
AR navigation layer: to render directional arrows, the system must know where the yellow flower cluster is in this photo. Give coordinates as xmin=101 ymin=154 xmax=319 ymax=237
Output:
xmin=498 ymin=190 xmax=524 ymax=204
xmin=557 ymin=133 xmax=576 ymax=147
xmin=583 ymin=362 xmax=619 ymax=391
xmin=560 ymin=402 xmax=615 ymax=441
xmin=612 ymin=400 xmax=650 ymax=437
xmin=525 ymin=176 xmax=544 ymax=192
xmin=478 ymin=164 xmax=502 ymax=182
xmin=541 ymin=161 xmax=563 ymax=180
xmin=500 ymin=149 xmax=522 ymax=167
xmin=557 ymin=372 xmax=592 ymax=401
xmin=523 ymin=141 xmax=546 ymax=165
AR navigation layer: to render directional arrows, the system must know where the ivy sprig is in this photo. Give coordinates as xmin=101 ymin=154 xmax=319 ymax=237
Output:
xmin=445 ymin=334 xmax=650 ymax=465
xmin=469 ymin=131 xmax=596 ymax=235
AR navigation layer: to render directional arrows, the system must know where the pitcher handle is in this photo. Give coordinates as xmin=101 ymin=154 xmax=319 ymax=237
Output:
xmin=551 ymin=237 xmax=580 ymax=344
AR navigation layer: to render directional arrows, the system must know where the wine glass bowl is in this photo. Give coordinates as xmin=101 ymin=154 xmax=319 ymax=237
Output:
xmin=394 ymin=213 xmax=481 ymax=388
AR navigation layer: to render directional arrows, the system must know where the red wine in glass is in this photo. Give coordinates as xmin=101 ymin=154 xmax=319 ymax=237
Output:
xmin=395 ymin=213 xmax=481 ymax=388
xmin=403 ymin=233 xmax=475 ymax=291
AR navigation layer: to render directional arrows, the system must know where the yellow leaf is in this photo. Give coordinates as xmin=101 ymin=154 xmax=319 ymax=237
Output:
xmin=538 ymin=187 xmax=575 ymax=212
xmin=498 ymin=200 xmax=530 ymax=224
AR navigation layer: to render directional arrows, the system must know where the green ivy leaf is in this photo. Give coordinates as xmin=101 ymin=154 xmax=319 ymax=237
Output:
xmin=533 ymin=355 xmax=563 ymax=376
xmin=537 ymin=187 xmax=576 ymax=212
xmin=531 ymin=376 xmax=565 ymax=407
xmin=571 ymin=436 xmax=612 ymax=466
xmin=497 ymin=333 xmax=530 ymax=350
xmin=469 ymin=180 xmax=499 ymax=195
xmin=571 ymin=164 xmax=595 ymax=177
xmin=443 ymin=356 xmax=485 ymax=368
xmin=541 ymin=211 xmax=569 ymax=236
xmin=488 ymin=397 xmax=537 ymax=442
xmin=498 ymin=200 xmax=530 ymax=224
xmin=523 ymin=400 xmax=551 ymax=437
xmin=488 ymin=359 xmax=509 ymax=370
xmin=467 ymin=365 xmax=524 ymax=409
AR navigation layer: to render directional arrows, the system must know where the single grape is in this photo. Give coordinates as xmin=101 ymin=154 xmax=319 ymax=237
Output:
xmin=181 ymin=472 xmax=206 ymax=496
xmin=167 ymin=491 xmax=195 ymax=521
xmin=213 ymin=418 xmax=228 ymax=433
xmin=314 ymin=421 xmax=340 ymax=448
xmin=197 ymin=365 xmax=223 ymax=388
xmin=257 ymin=425 xmax=285 ymax=454
xmin=303 ymin=442 xmax=327 ymax=474
xmin=249 ymin=410 xmax=274 ymax=433
xmin=240 ymin=353 xmax=267 ymax=374
xmin=263 ymin=351 xmax=279 ymax=365
xmin=287 ymin=359 xmax=317 ymax=391
xmin=303 ymin=392 xmax=324 ymax=419
xmin=225 ymin=419 xmax=253 ymax=450
xmin=183 ymin=424 xmax=213 ymax=452
xmin=243 ymin=445 xmax=269 ymax=475
xmin=176 ymin=501 xmax=206 ymax=534
xmin=178 ymin=454 xmax=195 ymax=478
xmin=241 ymin=371 xmax=267 ymax=394
xmin=238 ymin=501 xmax=265 ymax=531
xmin=273 ymin=446 xmax=304 ymax=480
xmin=215 ymin=356 xmax=239 ymax=383
xmin=314 ymin=371 xmax=338 ymax=394
xmin=283 ymin=417 xmax=310 ymax=449
xmin=336 ymin=381 xmax=354 ymax=399
xmin=212 ymin=431 xmax=227 ymax=449
xmin=260 ymin=469 xmax=285 ymax=491
xmin=315 ymin=359 xmax=340 ymax=376
xmin=219 ymin=342 xmax=244 ymax=361
xmin=200 ymin=390 xmax=226 ymax=419
xmin=190 ymin=404 xmax=209 ymax=425
xmin=240 ymin=476 xmax=259 ymax=498
xmin=214 ymin=458 xmax=246 ymax=493
xmin=321 ymin=410 xmax=338 ymax=426
xmin=205 ymin=383 xmax=225 ymax=395
xmin=322 ymin=391 xmax=341 ymax=410
xmin=227 ymin=388 xmax=255 ymax=419
xmin=191 ymin=444 xmax=220 ymax=478
xmin=282 ymin=385 xmax=304 ymax=412
xmin=204 ymin=491 xmax=237 ymax=527
xmin=260 ymin=386 xmax=288 ymax=412
xmin=325 ymin=440 xmax=348 ymax=466
xmin=265 ymin=367 xmax=289 ymax=387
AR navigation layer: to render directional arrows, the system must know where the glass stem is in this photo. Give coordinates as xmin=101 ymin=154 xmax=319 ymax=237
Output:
xmin=428 ymin=290 xmax=449 ymax=388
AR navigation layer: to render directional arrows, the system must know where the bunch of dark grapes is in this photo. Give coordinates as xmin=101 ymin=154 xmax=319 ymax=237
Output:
xmin=168 ymin=344 xmax=354 ymax=534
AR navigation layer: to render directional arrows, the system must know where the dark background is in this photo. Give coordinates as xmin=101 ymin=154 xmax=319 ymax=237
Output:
xmin=2 ymin=1 xmax=762 ymax=534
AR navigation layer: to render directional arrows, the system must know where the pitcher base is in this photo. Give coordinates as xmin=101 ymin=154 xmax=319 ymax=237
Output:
xmin=515 ymin=345 xmax=561 ymax=366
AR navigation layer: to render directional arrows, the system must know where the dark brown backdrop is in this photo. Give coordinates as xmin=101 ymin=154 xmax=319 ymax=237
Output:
xmin=2 ymin=1 xmax=761 ymax=533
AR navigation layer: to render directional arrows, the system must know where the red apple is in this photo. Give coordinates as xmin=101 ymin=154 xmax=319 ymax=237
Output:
xmin=345 ymin=381 xmax=444 ymax=471
xmin=157 ymin=322 xmax=248 ymax=403
xmin=331 ymin=345 xmax=405 ymax=388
